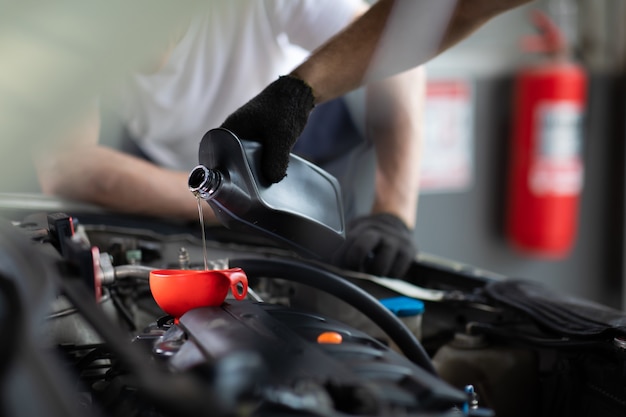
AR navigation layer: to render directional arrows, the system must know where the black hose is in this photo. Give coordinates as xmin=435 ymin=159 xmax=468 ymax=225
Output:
xmin=108 ymin=287 xmax=137 ymax=331
xmin=0 ymin=275 xmax=22 ymax=417
xmin=0 ymin=276 xmax=22 ymax=369
xmin=229 ymin=257 xmax=436 ymax=375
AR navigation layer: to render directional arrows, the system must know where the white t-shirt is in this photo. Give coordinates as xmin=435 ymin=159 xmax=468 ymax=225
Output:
xmin=117 ymin=0 xmax=363 ymax=171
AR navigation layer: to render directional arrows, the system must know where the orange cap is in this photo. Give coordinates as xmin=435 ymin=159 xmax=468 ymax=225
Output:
xmin=317 ymin=331 xmax=343 ymax=344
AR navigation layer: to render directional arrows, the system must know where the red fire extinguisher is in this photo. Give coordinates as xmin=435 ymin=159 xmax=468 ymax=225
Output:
xmin=505 ymin=10 xmax=587 ymax=258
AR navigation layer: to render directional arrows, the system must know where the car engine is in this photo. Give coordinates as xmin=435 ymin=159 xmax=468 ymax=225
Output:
xmin=1 ymin=200 xmax=625 ymax=417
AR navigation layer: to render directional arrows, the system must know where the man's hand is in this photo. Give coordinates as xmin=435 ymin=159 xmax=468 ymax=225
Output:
xmin=334 ymin=213 xmax=417 ymax=278
xmin=220 ymin=75 xmax=315 ymax=183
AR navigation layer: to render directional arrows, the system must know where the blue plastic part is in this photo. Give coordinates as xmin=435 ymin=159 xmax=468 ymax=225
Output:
xmin=379 ymin=296 xmax=425 ymax=317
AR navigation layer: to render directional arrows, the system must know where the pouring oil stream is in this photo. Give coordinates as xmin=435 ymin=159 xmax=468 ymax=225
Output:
xmin=189 ymin=165 xmax=222 ymax=271
xmin=195 ymin=196 xmax=209 ymax=271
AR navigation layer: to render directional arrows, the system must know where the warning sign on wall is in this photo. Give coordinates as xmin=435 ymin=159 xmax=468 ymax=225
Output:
xmin=420 ymin=79 xmax=474 ymax=193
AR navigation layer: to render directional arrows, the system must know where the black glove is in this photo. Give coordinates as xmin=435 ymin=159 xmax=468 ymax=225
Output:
xmin=334 ymin=213 xmax=417 ymax=278
xmin=220 ymin=75 xmax=315 ymax=183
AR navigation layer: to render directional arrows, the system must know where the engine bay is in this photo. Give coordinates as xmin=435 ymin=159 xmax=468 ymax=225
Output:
xmin=1 ymin=196 xmax=626 ymax=417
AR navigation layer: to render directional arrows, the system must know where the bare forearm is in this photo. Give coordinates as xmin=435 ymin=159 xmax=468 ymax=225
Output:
xmin=37 ymin=145 xmax=217 ymax=223
xmin=291 ymin=0 xmax=531 ymax=103
xmin=366 ymin=66 xmax=425 ymax=229
xmin=291 ymin=0 xmax=394 ymax=103
xmin=439 ymin=0 xmax=533 ymax=52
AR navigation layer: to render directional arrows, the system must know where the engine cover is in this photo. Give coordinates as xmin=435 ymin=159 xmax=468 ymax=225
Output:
xmin=141 ymin=300 xmax=467 ymax=416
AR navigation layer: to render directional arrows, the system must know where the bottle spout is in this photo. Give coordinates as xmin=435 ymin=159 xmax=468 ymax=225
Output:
xmin=188 ymin=165 xmax=222 ymax=200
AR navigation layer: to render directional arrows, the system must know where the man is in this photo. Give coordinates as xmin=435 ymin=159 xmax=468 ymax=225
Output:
xmin=220 ymin=0 xmax=533 ymax=276
xmin=223 ymin=0 xmax=534 ymax=182
xmin=35 ymin=0 xmax=424 ymax=278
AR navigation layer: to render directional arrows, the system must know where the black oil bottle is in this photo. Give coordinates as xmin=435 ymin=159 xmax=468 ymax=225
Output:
xmin=188 ymin=128 xmax=345 ymax=261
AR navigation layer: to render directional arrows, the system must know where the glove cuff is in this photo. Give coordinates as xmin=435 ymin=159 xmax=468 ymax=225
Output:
xmin=274 ymin=75 xmax=315 ymax=113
